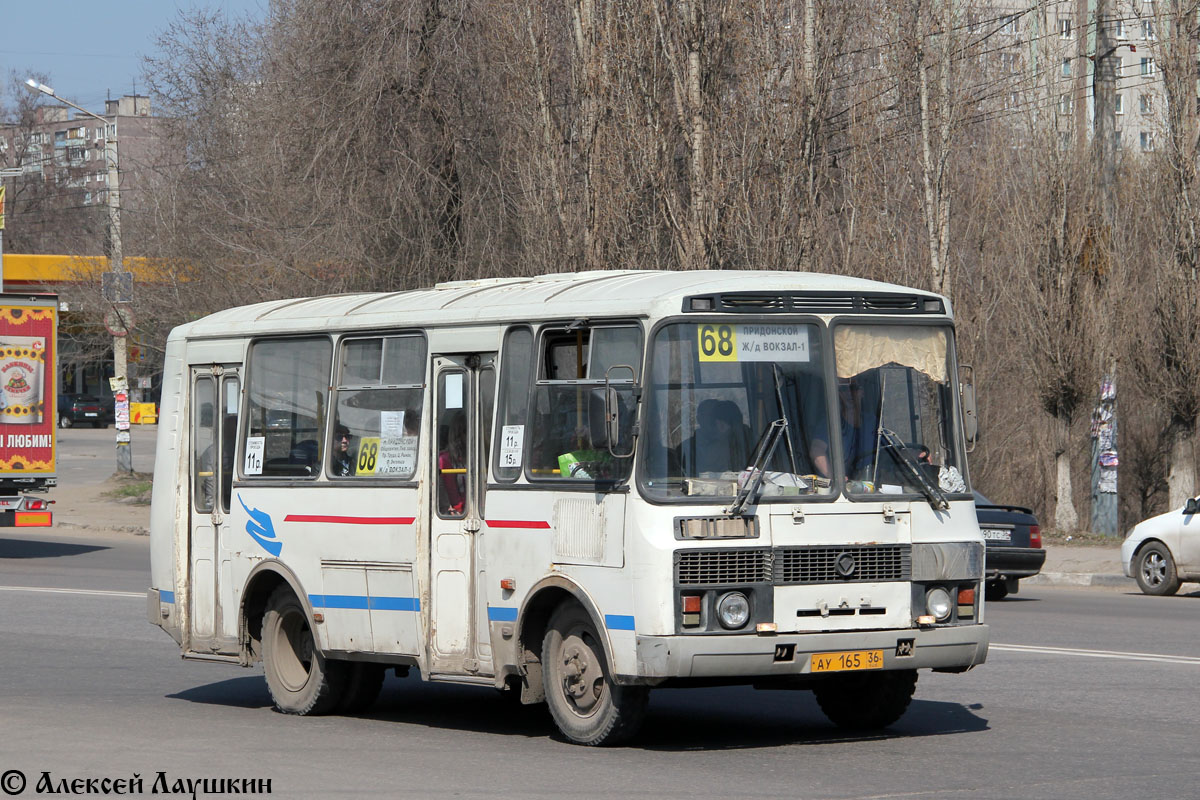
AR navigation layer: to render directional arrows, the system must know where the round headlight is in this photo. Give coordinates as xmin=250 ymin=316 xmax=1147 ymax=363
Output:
xmin=926 ymin=587 xmax=953 ymax=621
xmin=716 ymin=591 xmax=751 ymax=629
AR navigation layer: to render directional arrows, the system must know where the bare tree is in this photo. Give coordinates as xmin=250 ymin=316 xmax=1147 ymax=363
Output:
xmin=1140 ymin=0 xmax=1200 ymax=507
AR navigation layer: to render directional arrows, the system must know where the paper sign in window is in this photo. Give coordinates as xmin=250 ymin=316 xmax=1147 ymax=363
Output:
xmin=244 ymin=436 xmax=265 ymax=475
xmin=697 ymin=324 xmax=809 ymax=363
xmin=380 ymin=410 xmax=405 ymax=438
xmin=445 ymin=373 xmax=463 ymax=409
xmin=499 ymin=424 xmax=524 ymax=468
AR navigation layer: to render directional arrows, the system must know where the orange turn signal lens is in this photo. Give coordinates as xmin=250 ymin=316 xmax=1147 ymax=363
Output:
xmin=958 ymin=587 xmax=976 ymax=605
xmin=682 ymin=595 xmax=701 ymax=614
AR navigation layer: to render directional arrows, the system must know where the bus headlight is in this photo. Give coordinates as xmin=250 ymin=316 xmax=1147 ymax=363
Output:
xmin=716 ymin=591 xmax=751 ymax=629
xmin=926 ymin=587 xmax=953 ymax=622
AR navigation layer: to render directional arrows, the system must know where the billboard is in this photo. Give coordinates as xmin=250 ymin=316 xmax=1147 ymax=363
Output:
xmin=0 ymin=301 xmax=56 ymax=474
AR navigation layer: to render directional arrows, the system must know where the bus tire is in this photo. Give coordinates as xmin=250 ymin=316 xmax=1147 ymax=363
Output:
xmin=262 ymin=585 xmax=346 ymax=715
xmin=813 ymin=669 xmax=918 ymax=730
xmin=337 ymin=662 xmax=385 ymax=714
xmin=542 ymin=603 xmax=647 ymax=746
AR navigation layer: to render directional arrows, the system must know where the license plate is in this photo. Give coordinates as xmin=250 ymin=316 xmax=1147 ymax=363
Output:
xmin=982 ymin=529 xmax=1012 ymax=542
xmin=84 ymin=412 xmax=98 ymax=417
xmin=810 ymin=649 xmax=884 ymax=673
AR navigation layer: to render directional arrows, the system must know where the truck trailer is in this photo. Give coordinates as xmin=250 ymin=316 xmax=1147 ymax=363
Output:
xmin=0 ymin=293 xmax=57 ymax=527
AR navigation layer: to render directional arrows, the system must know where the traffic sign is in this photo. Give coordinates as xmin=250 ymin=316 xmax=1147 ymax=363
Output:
xmin=104 ymin=306 xmax=135 ymax=337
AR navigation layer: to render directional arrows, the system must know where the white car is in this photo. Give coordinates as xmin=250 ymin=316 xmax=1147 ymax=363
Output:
xmin=1122 ymin=497 xmax=1200 ymax=595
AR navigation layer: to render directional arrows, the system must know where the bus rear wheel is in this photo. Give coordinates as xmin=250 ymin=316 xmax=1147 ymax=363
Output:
xmin=542 ymin=604 xmax=647 ymax=746
xmin=813 ymin=669 xmax=918 ymax=730
xmin=262 ymin=586 xmax=346 ymax=715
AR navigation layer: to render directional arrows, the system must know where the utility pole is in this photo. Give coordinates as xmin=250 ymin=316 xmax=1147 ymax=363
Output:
xmin=1090 ymin=0 xmax=1119 ymax=536
xmin=0 ymin=169 xmax=24 ymax=291
xmin=24 ymin=80 xmax=133 ymax=473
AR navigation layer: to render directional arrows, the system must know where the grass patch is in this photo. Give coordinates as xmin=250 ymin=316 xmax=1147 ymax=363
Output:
xmin=103 ymin=471 xmax=154 ymax=505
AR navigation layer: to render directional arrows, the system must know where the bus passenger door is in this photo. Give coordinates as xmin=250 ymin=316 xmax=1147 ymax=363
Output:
xmin=429 ymin=354 xmax=496 ymax=676
xmin=187 ymin=366 xmax=241 ymax=653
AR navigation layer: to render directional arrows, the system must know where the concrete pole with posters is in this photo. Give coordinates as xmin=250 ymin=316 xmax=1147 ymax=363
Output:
xmin=0 ymin=171 xmax=26 ymax=291
xmin=24 ymin=80 xmax=132 ymax=472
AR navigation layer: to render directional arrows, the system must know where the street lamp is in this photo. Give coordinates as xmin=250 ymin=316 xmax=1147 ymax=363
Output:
xmin=24 ymin=79 xmax=133 ymax=473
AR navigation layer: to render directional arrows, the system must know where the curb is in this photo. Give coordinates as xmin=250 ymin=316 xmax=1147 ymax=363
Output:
xmin=1025 ymin=571 xmax=1136 ymax=589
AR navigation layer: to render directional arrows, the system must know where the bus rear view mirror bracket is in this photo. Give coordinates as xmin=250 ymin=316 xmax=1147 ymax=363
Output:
xmin=605 ymin=365 xmax=638 ymax=459
xmin=959 ymin=364 xmax=979 ymax=453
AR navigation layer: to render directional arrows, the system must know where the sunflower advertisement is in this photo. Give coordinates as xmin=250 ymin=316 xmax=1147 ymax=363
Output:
xmin=0 ymin=300 xmax=56 ymax=474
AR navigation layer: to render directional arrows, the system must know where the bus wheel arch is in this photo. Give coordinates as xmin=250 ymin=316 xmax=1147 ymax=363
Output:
xmin=516 ymin=578 xmax=614 ymax=706
xmin=240 ymin=561 xmax=317 ymax=665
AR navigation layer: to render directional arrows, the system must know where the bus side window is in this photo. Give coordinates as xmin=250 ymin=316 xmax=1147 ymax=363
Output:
xmin=193 ymin=377 xmax=216 ymax=512
xmin=528 ymin=323 xmax=642 ymax=482
xmin=242 ymin=338 xmax=332 ymax=478
xmin=330 ymin=334 xmax=426 ymax=480
xmin=493 ymin=327 xmax=533 ymax=482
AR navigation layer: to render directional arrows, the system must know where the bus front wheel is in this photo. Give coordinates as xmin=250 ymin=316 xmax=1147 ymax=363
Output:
xmin=813 ymin=669 xmax=918 ymax=730
xmin=262 ymin=586 xmax=346 ymax=715
xmin=542 ymin=604 xmax=647 ymax=746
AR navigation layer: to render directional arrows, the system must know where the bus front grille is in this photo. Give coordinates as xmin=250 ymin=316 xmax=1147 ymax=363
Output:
xmin=674 ymin=545 xmax=912 ymax=587
xmin=774 ymin=544 xmax=912 ymax=584
xmin=675 ymin=548 xmax=772 ymax=586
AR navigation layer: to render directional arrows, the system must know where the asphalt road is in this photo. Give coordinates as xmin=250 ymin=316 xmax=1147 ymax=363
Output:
xmin=1 ymin=431 xmax=1198 ymax=798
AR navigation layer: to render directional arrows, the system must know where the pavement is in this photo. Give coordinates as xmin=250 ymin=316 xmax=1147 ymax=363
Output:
xmin=1031 ymin=544 xmax=1135 ymax=590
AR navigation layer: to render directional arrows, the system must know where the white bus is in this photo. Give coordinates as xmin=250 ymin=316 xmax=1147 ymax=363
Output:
xmin=147 ymin=270 xmax=988 ymax=745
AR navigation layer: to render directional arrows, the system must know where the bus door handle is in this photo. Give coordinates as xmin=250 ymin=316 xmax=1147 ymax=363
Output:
xmin=463 ymin=518 xmax=481 ymax=533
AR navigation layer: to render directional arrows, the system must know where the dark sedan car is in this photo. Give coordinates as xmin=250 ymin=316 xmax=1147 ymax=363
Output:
xmin=975 ymin=491 xmax=1046 ymax=600
xmin=57 ymin=394 xmax=114 ymax=428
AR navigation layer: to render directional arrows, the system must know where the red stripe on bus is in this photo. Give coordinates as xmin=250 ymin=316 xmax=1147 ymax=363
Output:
xmin=284 ymin=515 xmax=415 ymax=525
xmin=484 ymin=519 xmax=551 ymax=529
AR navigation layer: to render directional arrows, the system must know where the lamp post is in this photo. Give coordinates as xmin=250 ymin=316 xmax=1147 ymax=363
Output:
xmin=0 ymin=167 xmax=25 ymax=292
xmin=24 ymin=80 xmax=133 ymax=472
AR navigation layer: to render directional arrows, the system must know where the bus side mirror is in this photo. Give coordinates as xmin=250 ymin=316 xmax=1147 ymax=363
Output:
xmin=1185 ymin=497 xmax=1199 ymax=516
xmin=959 ymin=365 xmax=979 ymax=453
xmin=605 ymin=365 xmax=637 ymax=458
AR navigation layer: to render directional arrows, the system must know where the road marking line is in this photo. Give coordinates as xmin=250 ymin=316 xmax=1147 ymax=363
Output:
xmin=0 ymin=585 xmax=141 ymax=599
xmin=993 ymin=642 xmax=1200 ymax=665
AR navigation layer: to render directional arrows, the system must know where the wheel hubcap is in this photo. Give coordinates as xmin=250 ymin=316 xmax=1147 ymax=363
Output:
xmin=1142 ymin=553 xmax=1166 ymax=586
xmin=559 ymin=632 xmax=604 ymax=716
xmin=273 ymin=608 xmax=314 ymax=692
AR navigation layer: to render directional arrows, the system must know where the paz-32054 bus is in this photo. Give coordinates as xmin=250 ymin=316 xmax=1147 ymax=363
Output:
xmin=147 ymin=270 xmax=988 ymax=745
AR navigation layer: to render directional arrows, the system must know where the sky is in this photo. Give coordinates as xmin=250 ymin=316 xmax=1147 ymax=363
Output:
xmin=0 ymin=0 xmax=267 ymax=115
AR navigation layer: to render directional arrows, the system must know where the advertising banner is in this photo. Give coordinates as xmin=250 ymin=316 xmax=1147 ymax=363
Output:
xmin=0 ymin=302 xmax=55 ymax=473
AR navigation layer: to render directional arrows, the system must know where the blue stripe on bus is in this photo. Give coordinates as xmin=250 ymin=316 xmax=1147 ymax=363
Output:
xmin=368 ymin=596 xmax=420 ymax=611
xmin=159 ymin=590 xmax=175 ymax=604
xmin=487 ymin=606 xmax=518 ymax=622
xmin=309 ymin=595 xmax=420 ymax=611
xmin=605 ymin=614 xmax=635 ymax=631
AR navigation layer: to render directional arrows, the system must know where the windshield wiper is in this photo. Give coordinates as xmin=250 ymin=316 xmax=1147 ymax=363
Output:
xmin=878 ymin=428 xmax=949 ymax=510
xmin=725 ymin=418 xmax=787 ymax=517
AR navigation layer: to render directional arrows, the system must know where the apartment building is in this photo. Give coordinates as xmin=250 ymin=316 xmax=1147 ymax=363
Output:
xmin=985 ymin=0 xmax=1166 ymax=153
xmin=0 ymin=94 xmax=159 ymax=253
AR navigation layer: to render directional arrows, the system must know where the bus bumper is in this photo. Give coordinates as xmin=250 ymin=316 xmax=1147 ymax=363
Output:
xmin=632 ymin=624 xmax=988 ymax=680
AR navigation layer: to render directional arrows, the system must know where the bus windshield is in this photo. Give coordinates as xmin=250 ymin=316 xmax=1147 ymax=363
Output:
xmin=832 ymin=323 xmax=966 ymax=501
xmin=640 ymin=321 xmax=836 ymax=501
xmin=639 ymin=320 xmax=968 ymax=503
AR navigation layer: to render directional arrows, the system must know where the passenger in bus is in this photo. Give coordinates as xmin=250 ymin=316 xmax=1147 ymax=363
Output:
xmin=331 ymin=424 xmax=354 ymax=476
xmin=557 ymin=389 xmax=617 ymax=479
xmin=439 ymin=412 xmax=467 ymax=513
xmin=683 ymin=398 xmax=750 ymax=475
xmin=809 ymin=380 xmax=878 ymax=479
